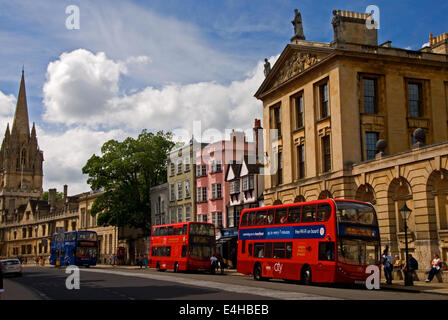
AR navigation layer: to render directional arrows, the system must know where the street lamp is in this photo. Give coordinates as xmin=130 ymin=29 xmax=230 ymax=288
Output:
xmin=400 ymin=203 xmax=413 ymax=286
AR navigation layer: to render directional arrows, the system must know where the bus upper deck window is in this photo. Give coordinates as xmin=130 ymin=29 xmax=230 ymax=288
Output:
xmin=301 ymin=205 xmax=316 ymax=222
xmin=256 ymin=211 xmax=267 ymax=225
xmin=317 ymin=203 xmax=332 ymax=222
xmin=274 ymin=209 xmax=287 ymax=224
xmin=287 ymin=206 xmax=302 ymax=223
xmin=266 ymin=210 xmax=274 ymax=225
xmin=182 ymin=224 xmax=187 ymax=235
xmin=248 ymin=212 xmax=257 ymax=226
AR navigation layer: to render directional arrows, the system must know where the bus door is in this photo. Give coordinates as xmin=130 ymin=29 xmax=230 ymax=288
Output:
xmin=314 ymin=203 xmax=335 ymax=282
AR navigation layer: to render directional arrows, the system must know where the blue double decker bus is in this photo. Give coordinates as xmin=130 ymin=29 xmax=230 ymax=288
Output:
xmin=50 ymin=230 xmax=98 ymax=267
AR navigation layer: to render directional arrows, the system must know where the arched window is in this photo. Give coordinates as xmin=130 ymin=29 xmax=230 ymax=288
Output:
xmin=318 ymin=190 xmax=332 ymax=200
xmin=355 ymin=184 xmax=376 ymax=204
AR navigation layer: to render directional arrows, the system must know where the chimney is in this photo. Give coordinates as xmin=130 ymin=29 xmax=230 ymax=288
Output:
xmin=429 ymin=33 xmax=448 ymax=54
xmin=63 ymin=185 xmax=68 ymax=202
xmin=331 ymin=10 xmax=378 ymax=47
xmin=48 ymin=188 xmax=56 ymax=208
xmin=253 ymin=119 xmax=264 ymax=164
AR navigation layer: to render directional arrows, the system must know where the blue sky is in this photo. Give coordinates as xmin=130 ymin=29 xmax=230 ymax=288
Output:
xmin=0 ymin=0 xmax=447 ymax=193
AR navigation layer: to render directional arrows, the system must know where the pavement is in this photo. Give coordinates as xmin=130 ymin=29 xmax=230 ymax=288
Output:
xmin=22 ymin=263 xmax=448 ymax=296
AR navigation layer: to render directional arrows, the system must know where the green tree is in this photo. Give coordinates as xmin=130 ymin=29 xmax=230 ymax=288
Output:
xmin=82 ymin=130 xmax=175 ymax=232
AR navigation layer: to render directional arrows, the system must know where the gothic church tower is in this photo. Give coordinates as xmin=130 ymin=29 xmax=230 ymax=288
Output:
xmin=0 ymin=70 xmax=43 ymax=220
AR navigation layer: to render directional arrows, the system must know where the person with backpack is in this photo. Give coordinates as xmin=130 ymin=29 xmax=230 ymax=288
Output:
xmin=382 ymin=245 xmax=393 ymax=284
xmin=402 ymin=254 xmax=419 ymax=281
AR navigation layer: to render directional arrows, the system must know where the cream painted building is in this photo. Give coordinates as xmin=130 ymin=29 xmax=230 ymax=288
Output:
xmin=256 ymin=9 xmax=448 ymax=270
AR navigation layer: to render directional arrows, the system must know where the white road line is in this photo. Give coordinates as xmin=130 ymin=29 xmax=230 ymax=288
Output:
xmin=81 ymin=269 xmax=339 ymax=300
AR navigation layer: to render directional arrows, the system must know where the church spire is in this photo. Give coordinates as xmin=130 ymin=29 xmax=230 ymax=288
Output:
xmin=5 ymin=123 xmax=10 ymax=138
xmin=11 ymin=69 xmax=30 ymax=142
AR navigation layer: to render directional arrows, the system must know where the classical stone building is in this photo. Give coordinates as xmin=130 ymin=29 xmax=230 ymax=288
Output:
xmin=256 ymin=9 xmax=448 ymax=269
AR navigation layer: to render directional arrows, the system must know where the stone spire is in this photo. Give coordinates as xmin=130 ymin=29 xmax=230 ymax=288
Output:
xmin=11 ymin=69 xmax=30 ymax=143
xmin=4 ymin=123 xmax=10 ymax=140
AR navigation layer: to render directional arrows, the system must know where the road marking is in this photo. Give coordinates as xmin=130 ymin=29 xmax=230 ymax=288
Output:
xmin=81 ymin=269 xmax=339 ymax=300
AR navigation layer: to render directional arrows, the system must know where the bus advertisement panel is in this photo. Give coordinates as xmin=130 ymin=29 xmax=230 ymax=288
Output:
xmin=237 ymin=199 xmax=380 ymax=284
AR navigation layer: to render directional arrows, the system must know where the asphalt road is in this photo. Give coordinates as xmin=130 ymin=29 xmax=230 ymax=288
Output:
xmin=3 ymin=266 xmax=448 ymax=301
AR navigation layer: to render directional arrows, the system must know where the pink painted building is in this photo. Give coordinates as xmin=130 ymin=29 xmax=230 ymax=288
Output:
xmin=195 ymin=131 xmax=253 ymax=229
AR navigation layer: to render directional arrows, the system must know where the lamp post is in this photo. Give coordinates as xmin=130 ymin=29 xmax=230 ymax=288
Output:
xmin=400 ymin=203 xmax=413 ymax=286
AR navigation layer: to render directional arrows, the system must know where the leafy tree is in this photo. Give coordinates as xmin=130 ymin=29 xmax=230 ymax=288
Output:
xmin=82 ymin=130 xmax=175 ymax=232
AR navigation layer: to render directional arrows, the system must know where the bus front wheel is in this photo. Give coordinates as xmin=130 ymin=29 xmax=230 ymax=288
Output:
xmin=301 ymin=266 xmax=312 ymax=285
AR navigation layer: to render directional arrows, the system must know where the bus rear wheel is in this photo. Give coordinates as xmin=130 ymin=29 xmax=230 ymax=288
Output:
xmin=253 ymin=263 xmax=265 ymax=281
xmin=301 ymin=266 xmax=312 ymax=285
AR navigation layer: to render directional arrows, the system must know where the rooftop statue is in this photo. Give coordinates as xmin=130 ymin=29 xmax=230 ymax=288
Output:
xmin=291 ymin=9 xmax=306 ymax=41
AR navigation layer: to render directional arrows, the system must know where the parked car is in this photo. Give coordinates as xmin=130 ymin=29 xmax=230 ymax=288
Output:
xmin=1 ymin=259 xmax=22 ymax=277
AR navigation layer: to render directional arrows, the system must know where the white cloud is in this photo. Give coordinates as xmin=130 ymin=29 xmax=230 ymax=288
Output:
xmin=0 ymin=91 xmax=16 ymax=135
xmin=0 ymin=91 xmax=16 ymax=117
xmin=38 ymin=126 xmax=127 ymax=194
xmin=43 ymin=49 xmax=126 ymax=124
xmin=39 ymin=50 xmax=279 ymax=195
xmin=43 ymin=49 xmax=276 ymax=134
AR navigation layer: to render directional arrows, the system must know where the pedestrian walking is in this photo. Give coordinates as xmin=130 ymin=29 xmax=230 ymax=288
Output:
xmin=138 ymin=255 xmax=143 ymax=269
xmin=210 ymin=253 xmax=218 ymax=274
xmin=425 ymin=254 xmax=442 ymax=282
xmin=382 ymin=246 xmax=393 ymax=284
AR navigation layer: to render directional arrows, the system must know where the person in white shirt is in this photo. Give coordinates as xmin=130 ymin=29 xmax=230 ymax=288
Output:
xmin=382 ymin=245 xmax=393 ymax=284
xmin=425 ymin=254 xmax=442 ymax=282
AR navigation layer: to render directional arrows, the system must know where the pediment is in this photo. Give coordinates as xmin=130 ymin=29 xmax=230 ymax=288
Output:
xmin=255 ymin=44 xmax=333 ymax=99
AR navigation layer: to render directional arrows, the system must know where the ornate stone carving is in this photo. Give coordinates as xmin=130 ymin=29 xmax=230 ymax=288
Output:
xmin=272 ymin=52 xmax=320 ymax=88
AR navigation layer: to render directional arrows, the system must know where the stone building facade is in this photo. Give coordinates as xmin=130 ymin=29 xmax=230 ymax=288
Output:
xmin=256 ymin=10 xmax=448 ymax=268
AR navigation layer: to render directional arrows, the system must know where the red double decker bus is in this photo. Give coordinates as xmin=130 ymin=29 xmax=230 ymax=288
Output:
xmin=237 ymin=199 xmax=381 ymax=284
xmin=149 ymin=221 xmax=215 ymax=272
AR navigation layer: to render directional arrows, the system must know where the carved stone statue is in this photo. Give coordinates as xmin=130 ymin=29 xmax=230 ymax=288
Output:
xmin=264 ymin=58 xmax=271 ymax=77
xmin=291 ymin=9 xmax=305 ymax=41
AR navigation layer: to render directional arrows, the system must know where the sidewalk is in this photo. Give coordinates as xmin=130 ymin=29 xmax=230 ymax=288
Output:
xmin=381 ymin=280 xmax=448 ymax=296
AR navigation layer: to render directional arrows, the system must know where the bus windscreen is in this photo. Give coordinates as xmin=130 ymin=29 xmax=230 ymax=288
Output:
xmin=336 ymin=201 xmax=377 ymax=225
